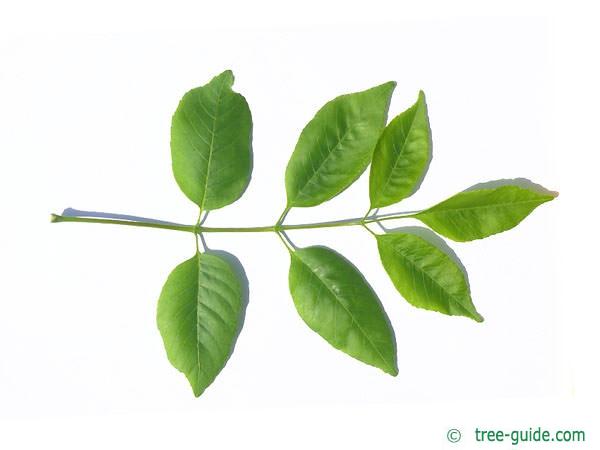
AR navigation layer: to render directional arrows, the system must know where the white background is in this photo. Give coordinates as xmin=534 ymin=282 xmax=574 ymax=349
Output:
xmin=0 ymin=1 xmax=598 ymax=448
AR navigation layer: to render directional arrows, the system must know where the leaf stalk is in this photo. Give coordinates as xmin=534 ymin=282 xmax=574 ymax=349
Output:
xmin=50 ymin=211 xmax=417 ymax=234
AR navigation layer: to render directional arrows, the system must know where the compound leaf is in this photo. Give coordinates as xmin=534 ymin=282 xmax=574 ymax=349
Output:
xmin=288 ymin=246 xmax=397 ymax=375
xmin=157 ymin=251 xmax=246 ymax=397
xmin=171 ymin=70 xmax=252 ymax=210
xmin=369 ymin=90 xmax=431 ymax=208
xmin=377 ymin=231 xmax=483 ymax=322
xmin=285 ymin=82 xmax=396 ymax=207
xmin=414 ymin=185 xmax=557 ymax=242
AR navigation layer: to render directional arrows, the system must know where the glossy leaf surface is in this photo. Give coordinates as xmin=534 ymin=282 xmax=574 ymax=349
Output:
xmin=285 ymin=82 xmax=396 ymax=207
xmin=171 ymin=70 xmax=252 ymax=210
xmin=289 ymin=246 xmax=397 ymax=375
xmin=377 ymin=232 xmax=483 ymax=322
xmin=157 ymin=252 xmax=245 ymax=397
xmin=369 ymin=91 xmax=431 ymax=208
xmin=414 ymin=185 xmax=557 ymax=241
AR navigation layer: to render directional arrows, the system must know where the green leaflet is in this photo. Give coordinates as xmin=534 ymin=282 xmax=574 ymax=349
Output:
xmin=52 ymin=72 xmax=560 ymax=398
xmin=414 ymin=185 xmax=557 ymax=242
xmin=157 ymin=252 xmax=246 ymax=397
xmin=369 ymin=91 xmax=431 ymax=208
xmin=377 ymin=231 xmax=483 ymax=322
xmin=285 ymin=82 xmax=396 ymax=207
xmin=171 ymin=70 xmax=252 ymax=210
xmin=288 ymin=246 xmax=398 ymax=375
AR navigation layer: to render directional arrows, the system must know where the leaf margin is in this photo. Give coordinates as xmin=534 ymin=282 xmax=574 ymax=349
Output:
xmin=369 ymin=89 xmax=432 ymax=208
xmin=170 ymin=69 xmax=253 ymax=211
xmin=288 ymin=245 xmax=398 ymax=376
xmin=376 ymin=229 xmax=483 ymax=322
xmin=156 ymin=250 xmax=247 ymax=397
xmin=413 ymin=184 xmax=558 ymax=242
xmin=284 ymin=81 xmax=396 ymax=208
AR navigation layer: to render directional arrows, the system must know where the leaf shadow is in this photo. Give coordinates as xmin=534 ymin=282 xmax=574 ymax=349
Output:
xmin=463 ymin=177 xmax=558 ymax=196
xmin=203 ymin=248 xmax=250 ymax=358
xmin=199 ymin=211 xmax=209 ymax=225
xmin=279 ymin=230 xmax=297 ymax=250
xmin=61 ymin=207 xmax=187 ymax=226
xmin=378 ymin=225 xmax=471 ymax=289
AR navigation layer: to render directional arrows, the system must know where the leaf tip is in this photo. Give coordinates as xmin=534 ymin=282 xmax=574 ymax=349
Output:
xmin=50 ymin=213 xmax=59 ymax=223
xmin=417 ymin=90 xmax=428 ymax=111
xmin=472 ymin=313 xmax=485 ymax=323
xmin=374 ymin=80 xmax=397 ymax=97
xmin=213 ymin=69 xmax=235 ymax=88
xmin=188 ymin=377 xmax=206 ymax=398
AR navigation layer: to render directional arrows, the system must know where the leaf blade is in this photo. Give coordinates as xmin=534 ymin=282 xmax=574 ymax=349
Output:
xmin=289 ymin=246 xmax=397 ymax=375
xmin=285 ymin=82 xmax=396 ymax=207
xmin=369 ymin=90 xmax=431 ymax=208
xmin=414 ymin=184 xmax=557 ymax=241
xmin=157 ymin=252 xmax=246 ymax=397
xmin=377 ymin=231 xmax=483 ymax=322
xmin=170 ymin=70 xmax=252 ymax=210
